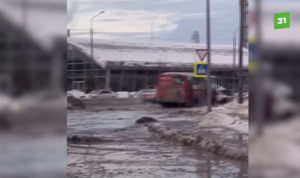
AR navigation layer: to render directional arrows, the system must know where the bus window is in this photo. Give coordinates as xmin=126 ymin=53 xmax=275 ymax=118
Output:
xmin=173 ymin=76 xmax=184 ymax=86
xmin=158 ymin=76 xmax=172 ymax=87
xmin=191 ymin=78 xmax=198 ymax=89
xmin=192 ymin=78 xmax=206 ymax=90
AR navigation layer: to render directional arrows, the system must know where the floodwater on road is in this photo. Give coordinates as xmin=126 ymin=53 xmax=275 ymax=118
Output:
xmin=67 ymin=104 xmax=248 ymax=178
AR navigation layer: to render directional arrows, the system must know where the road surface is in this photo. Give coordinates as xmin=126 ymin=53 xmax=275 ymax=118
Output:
xmin=67 ymin=103 xmax=247 ymax=178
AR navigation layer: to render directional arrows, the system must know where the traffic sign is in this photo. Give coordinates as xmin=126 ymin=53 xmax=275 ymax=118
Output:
xmin=194 ymin=62 xmax=208 ymax=78
xmin=195 ymin=49 xmax=208 ymax=61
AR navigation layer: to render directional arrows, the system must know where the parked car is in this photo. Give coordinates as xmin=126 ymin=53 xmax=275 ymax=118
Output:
xmin=88 ymin=89 xmax=117 ymax=99
xmin=116 ymin=91 xmax=130 ymax=98
xmin=139 ymin=89 xmax=157 ymax=103
xmin=216 ymin=86 xmax=233 ymax=103
xmin=67 ymin=90 xmax=87 ymax=99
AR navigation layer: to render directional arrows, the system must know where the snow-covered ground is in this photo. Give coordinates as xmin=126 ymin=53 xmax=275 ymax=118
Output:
xmin=250 ymin=117 xmax=300 ymax=178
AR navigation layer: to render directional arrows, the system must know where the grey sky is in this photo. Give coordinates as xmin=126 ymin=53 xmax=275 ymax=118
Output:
xmin=68 ymin=0 xmax=241 ymax=44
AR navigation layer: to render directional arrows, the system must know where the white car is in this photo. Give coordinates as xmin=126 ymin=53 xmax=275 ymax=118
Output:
xmin=138 ymin=89 xmax=157 ymax=102
xmin=88 ymin=89 xmax=117 ymax=99
xmin=67 ymin=90 xmax=87 ymax=99
xmin=216 ymin=87 xmax=233 ymax=103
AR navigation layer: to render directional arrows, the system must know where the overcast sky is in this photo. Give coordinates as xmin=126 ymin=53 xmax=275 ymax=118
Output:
xmin=67 ymin=0 xmax=244 ymax=44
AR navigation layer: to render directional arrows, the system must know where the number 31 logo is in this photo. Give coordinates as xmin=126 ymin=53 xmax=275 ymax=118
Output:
xmin=274 ymin=12 xmax=290 ymax=29
xmin=277 ymin=17 xmax=286 ymax=24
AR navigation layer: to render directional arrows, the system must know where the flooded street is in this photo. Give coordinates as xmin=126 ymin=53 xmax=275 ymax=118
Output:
xmin=67 ymin=104 xmax=247 ymax=178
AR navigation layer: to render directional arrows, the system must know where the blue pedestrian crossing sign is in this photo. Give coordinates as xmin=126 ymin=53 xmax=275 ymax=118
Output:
xmin=194 ymin=62 xmax=208 ymax=78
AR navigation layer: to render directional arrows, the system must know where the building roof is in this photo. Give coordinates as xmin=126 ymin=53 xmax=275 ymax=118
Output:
xmin=68 ymin=37 xmax=249 ymax=69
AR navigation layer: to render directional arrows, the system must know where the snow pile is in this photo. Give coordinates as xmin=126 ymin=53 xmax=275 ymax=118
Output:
xmin=197 ymin=100 xmax=248 ymax=133
xmin=147 ymin=122 xmax=247 ymax=161
xmin=250 ymin=117 xmax=300 ymax=177
xmin=222 ymin=99 xmax=248 ymax=117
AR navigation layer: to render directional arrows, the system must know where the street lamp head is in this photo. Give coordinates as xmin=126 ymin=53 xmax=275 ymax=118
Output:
xmin=91 ymin=10 xmax=106 ymax=20
xmin=90 ymin=10 xmax=106 ymax=25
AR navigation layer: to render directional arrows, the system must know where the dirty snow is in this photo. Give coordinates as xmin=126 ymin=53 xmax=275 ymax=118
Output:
xmin=250 ymin=117 xmax=300 ymax=177
xmin=197 ymin=100 xmax=248 ymax=133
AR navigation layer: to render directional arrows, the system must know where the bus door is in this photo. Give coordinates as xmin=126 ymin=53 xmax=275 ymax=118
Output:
xmin=172 ymin=75 xmax=187 ymax=102
xmin=192 ymin=77 xmax=206 ymax=101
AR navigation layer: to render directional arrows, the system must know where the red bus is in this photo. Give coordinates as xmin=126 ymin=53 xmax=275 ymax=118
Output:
xmin=156 ymin=72 xmax=217 ymax=106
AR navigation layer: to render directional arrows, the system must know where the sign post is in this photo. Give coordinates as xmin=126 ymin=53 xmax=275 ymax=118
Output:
xmin=206 ymin=0 xmax=212 ymax=112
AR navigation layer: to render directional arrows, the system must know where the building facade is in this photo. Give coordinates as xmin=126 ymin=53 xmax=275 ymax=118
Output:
xmin=67 ymin=40 xmax=248 ymax=93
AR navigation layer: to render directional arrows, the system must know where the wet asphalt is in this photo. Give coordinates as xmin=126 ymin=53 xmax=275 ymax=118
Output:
xmin=67 ymin=103 xmax=248 ymax=178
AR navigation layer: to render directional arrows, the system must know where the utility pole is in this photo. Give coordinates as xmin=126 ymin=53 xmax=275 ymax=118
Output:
xmin=90 ymin=11 xmax=105 ymax=91
xmin=233 ymin=30 xmax=237 ymax=92
xmin=238 ymin=0 xmax=245 ymax=104
xmin=90 ymin=26 xmax=93 ymax=60
xmin=206 ymin=0 xmax=212 ymax=112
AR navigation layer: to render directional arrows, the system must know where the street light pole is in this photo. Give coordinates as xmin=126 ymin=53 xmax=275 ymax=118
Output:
xmin=90 ymin=11 xmax=105 ymax=61
xmin=87 ymin=11 xmax=105 ymax=91
xmin=206 ymin=0 xmax=212 ymax=112
xmin=233 ymin=29 xmax=237 ymax=92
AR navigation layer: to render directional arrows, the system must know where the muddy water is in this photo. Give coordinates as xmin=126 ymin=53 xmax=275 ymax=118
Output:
xmin=67 ymin=105 xmax=247 ymax=178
